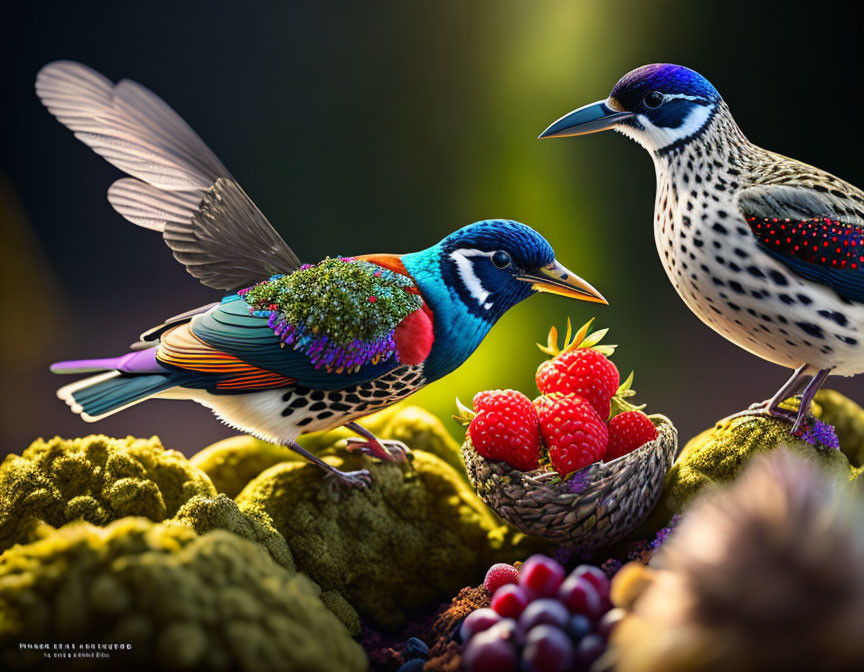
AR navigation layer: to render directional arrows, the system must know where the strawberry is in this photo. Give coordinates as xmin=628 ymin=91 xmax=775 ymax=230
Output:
xmin=535 ymin=319 xmax=619 ymax=420
xmin=465 ymin=389 xmax=542 ymax=470
xmin=606 ymin=410 xmax=658 ymax=461
xmin=534 ymin=394 xmax=608 ymax=476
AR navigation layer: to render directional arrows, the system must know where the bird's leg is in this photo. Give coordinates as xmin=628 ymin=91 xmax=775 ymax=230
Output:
xmin=723 ymin=364 xmax=808 ymax=425
xmin=747 ymin=364 xmax=809 ymax=417
xmin=790 ymin=368 xmax=832 ymax=436
xmin=284 ymin=439 xmax=373 ymax=490
xmin=344 ymin=422 xmax=410 ymax=463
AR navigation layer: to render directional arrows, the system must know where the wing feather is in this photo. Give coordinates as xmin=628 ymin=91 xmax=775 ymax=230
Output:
xmin=738 ymin=183 xmax=864 ymax=303
xmin=36 ymin=61 xmax=300 ymax=290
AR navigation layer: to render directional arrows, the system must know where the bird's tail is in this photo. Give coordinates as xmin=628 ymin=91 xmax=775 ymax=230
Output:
xmin=52 ymin=348 xmax=175 ymax=421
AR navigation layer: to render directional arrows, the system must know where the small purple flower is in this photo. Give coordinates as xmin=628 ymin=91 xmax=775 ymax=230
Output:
xmin=567 ymin=471 xmax=589 ymax=494
xmin=800 ymin=419 xmax=840 ymax=450
xmin=650 ymin=514 xmax=681 ymax=550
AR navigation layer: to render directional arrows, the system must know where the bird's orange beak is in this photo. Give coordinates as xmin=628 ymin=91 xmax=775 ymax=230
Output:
xmin=519 ymin=261 xmax=608 ymax=304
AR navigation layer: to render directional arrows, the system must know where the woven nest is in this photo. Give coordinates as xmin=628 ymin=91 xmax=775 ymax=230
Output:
xmin=461 ymin=416 xmax=678 ymax=551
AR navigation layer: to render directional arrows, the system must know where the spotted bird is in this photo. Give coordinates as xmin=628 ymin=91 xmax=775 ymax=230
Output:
xmin=38 ymin=61 xmax=606 ymax=488
xmin=540 ymin=63 xmax=864 ymax=434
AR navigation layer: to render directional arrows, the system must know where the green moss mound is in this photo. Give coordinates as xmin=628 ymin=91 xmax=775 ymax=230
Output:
xmin=173 ymin=493 xmax=295 ymax=571
xmin=659 ymin=392 xmax=861 ymax=518
xmin=0 ymin=518 xmax=366 ymax=672
xmin=0 ymin=435 xmax=216 ymax=552
xmin=192 ymin=405 xmax=466 ymax=499
xmin=190 ymin=437 xmax=300 ymax=498
xmin=814 ymin=389 xmax=864 ymax=467
xmin=236 ymin=449 xmax=514 ymax=630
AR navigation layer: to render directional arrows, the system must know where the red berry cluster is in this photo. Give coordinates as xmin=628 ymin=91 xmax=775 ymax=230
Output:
xmin=461 ymin=555 xmax=623 ymax=672
xmin=463 ymin=321 xmax=658 ymax=477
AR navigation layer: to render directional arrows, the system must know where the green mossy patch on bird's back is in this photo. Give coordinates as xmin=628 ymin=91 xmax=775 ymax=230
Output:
xmin=0 ymin=435 xmax=216 ymax=553
xmin=239 ymin=257 xmax=422 ymax=373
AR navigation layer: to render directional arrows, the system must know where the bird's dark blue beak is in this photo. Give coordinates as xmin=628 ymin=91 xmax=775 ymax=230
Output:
xmin=538 ymin=99 xmax=633 ymax=139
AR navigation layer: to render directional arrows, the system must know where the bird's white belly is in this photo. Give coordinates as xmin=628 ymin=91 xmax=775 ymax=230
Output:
xmin=156 ymin=366 xmax=426 ymax=444
xmin=654 ymin=180 xmax=864 ymax=376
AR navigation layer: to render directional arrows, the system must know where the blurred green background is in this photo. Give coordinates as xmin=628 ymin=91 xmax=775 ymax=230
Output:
xmin=1 ymin=0 xmax=861 ymax=455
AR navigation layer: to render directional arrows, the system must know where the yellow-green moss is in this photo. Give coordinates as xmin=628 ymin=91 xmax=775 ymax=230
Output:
xmin=0 ymin=518 xmax=366 ymax=672
xmin=173 ymin=493 xmax=294 ymax=570
xmin=659 ymin=398 xmax=856 ymax=517
xmin=0 ymin=436 xmax=215 ymax=552
xmin=236 ymin=449 xmax=515 ymax=630
xmin=191 ymin=404 xmax=466 ymax=499
xmin=813 ymin=389 xmax=864 ymax=467
xmin=190 ymin=437 xmax=300 ymax=498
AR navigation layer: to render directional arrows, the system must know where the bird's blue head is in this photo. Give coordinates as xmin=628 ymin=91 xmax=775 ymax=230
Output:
xmin=540 ymin=64 xmax=722 ymax=154
xmin=404 ymin=219 xmax=606 ymax=325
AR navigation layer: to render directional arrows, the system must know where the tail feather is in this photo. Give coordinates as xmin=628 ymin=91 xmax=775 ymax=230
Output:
xmin=58 ymin=371 xmax=175 ymax=421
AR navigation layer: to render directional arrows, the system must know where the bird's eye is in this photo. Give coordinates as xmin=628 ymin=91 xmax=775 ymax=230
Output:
xmin=644 ymin=91 xmax=664 ymax=108
xmin=491 ymin=251 xmax=511 ymax=269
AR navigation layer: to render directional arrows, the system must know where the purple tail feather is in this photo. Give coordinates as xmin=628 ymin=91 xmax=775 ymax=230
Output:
xmin=50 ymin=347 xmax=163 ymax=375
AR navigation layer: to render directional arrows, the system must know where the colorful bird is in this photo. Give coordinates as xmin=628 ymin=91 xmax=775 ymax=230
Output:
xmin=38 ymin=61 xmax=607 ymax=489
xmin=540 ymin=63 xmax=864 ymax=435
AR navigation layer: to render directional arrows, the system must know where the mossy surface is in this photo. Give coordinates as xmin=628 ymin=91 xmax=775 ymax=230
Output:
xmin=0 ymin=518 xmax=366 ymax=671
xmin=658 ymin=393 xmax=859 ymax=518
xmin=236 ymin=449 xmax=515 ymax=630
xmin=190 ymin=437 xmax=300 ymax=498
xmin=0 ymin=435 xmax=215 ymax=552
xmin=173 ymin=493 xmax=295 ymax=571
xmin=191 ymin=404 xmax=467 ymax=499
xmin=814 ymin=389 xmax=864 ymax=467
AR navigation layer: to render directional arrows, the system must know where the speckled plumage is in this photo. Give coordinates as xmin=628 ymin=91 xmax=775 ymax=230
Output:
xmin=542 ymin=63 xmax=864 ymax=431
xmin=647 ymin=105 xmax=864 ymax=375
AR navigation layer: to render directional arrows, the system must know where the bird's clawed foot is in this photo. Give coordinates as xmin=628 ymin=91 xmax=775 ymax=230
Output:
xmin=323 ymin=468 xmax=374 ymax=493
xmin=345 ymin=437 xmax=410 ymax=463
xmin=723 ymin=401 xmax=800 ymax=428
xmin=344 ymin=422 xmax=411 ymax=463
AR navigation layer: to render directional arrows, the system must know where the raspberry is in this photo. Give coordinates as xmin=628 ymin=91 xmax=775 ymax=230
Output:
xmin=606 ymin=410 xmax=658 ymax=461
xmin=468 ymin=389 xmax=542 ymax=470
xmin=484 ymin=563 xmax=520 ymax=595
xmin=536 ymin=348 xmax=619 ymax=420
xmin=535 ymin=394 xmax=608 ymax=476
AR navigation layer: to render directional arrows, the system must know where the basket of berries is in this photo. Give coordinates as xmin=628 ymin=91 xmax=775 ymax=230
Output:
xmin=456 ymin=320 xmax=677 ymax=551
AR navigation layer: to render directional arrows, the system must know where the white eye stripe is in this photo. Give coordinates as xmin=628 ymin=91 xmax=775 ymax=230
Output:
xmin=450 ymin=248 xmax=496 ymax=310
xmin=635 ymin=103 xmax=714 ymax=151
xmin=660 ymin=93 xmax=710 ymax=104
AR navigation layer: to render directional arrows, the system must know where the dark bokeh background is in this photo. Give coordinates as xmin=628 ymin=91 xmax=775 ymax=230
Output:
xmin=1 ymin=0 xmax=861 ymax=456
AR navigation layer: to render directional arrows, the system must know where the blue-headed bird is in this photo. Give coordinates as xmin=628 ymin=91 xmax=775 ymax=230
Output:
xmin=540 ymin=63 xmax=864 ymax=435
xmin=38 ymin=61 xmax=606 ymax=489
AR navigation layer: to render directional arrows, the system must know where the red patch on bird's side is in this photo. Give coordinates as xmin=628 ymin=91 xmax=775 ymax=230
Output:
xmin=394 ymin=308 xmax=434 ymax=365
xmin=748 ymin=216 xmax=864 ymax=269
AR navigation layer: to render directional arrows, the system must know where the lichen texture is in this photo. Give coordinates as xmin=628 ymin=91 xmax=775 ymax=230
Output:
xmin=236 ymin=449 xmax=517 ymax=630
xmin=0 ymin=519 xmax=366 ymax=672
xmin=657 ymin=391 xmax=863 ymax=517
xmin=0 ymin=435 xmax=215 ymax=552
xmin=239 ymin=258 xmax=422 ymax=372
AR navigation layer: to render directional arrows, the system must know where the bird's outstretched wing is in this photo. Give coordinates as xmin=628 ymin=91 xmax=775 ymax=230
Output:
xmin=738 ymin=183 xmax=864 ymax=303
xmin=36 ymin=61 xmax=300 ymax=291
